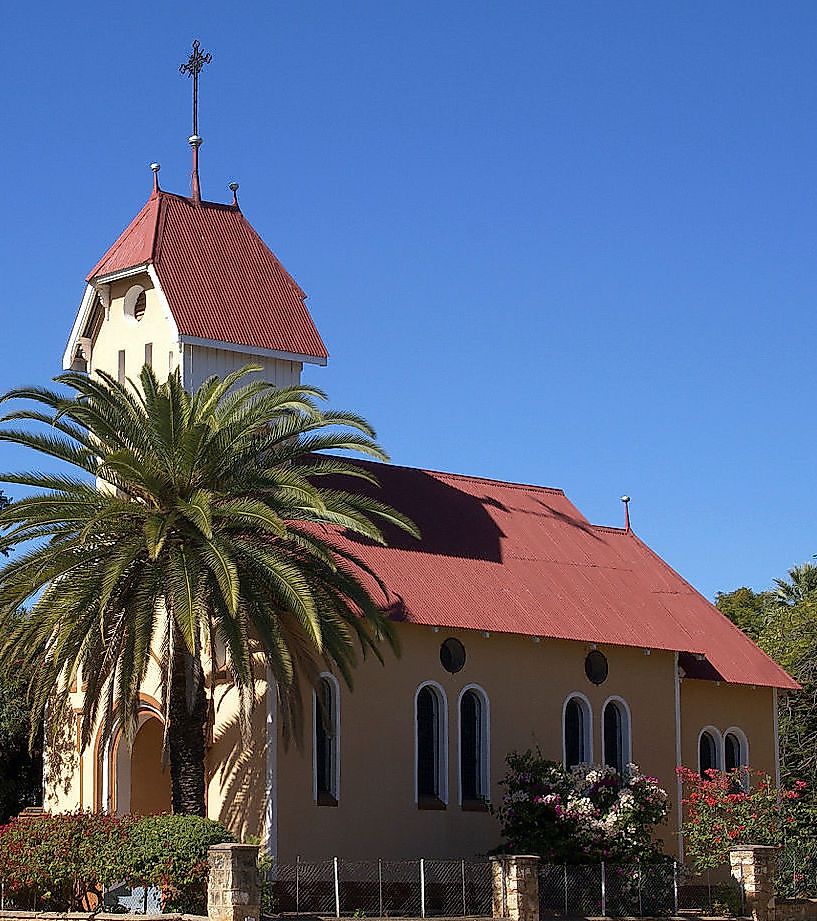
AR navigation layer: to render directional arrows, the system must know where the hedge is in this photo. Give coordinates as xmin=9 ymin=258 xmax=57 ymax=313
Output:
xmin=0 ymin=812 xmax=234 ymax=913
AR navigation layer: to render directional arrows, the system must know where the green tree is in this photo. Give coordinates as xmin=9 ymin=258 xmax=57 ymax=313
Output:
xmin=717 ymin=563 xmax=817 ymax=837
xmin=715 ymin=586 xmax=775 ymax=641
xmin=0 ymin=367 xmax=417 ymax=815
xmin=0 ymin=655 xmax=43 ymax=822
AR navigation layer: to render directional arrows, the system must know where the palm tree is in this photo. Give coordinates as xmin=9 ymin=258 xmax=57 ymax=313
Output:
xmin=773 ymin=563 xmax=817 ymax=607
xmin=0 ymin=366 xmax=417 ymax=815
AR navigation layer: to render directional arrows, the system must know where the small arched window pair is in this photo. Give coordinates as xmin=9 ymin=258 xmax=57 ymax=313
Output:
xmin=563 ymin=695 xmax=631 ymax=774
xmin=699 ymin=726 xmax=749 ymax=780
xmin=415 ymin=682 xmax=490 ymax=808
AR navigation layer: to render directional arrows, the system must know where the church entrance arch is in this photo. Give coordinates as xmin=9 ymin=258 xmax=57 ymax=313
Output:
xmin=109 ymin=709 xmax=171 ymax=815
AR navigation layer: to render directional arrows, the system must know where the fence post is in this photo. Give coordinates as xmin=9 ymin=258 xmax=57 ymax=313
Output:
xmin=637 ymin=862 xmax=643 ymax=917
xmin=206 ymin=842 xmax=261 ymax=921
xmin=729 ymin=845 xmax=778 ymax=921
xmin=296 ymin=856 xmax=300 ymax=914
xmin=378 ymin=858 xmax=383 ymax=918
xmin=600 ymin=862 xmax=607 ymax=917
xmin=461 ymin=859 xmax=467 ymax=916
xmin=564 ymin=864 xmax=569 ymax=916
xmin=420 ymin=858 xmax=426 ymax=918
xmin=491 ymin=856 xmax=540 ymax=921
xmin=333 ymin=856 xmax=340 ymax=919
xmin=672 ymin=861 xmax=679 ymax=915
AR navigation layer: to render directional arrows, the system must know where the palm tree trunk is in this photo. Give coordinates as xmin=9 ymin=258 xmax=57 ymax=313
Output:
xmin=168 ymin=625 xmax=208 ymax=816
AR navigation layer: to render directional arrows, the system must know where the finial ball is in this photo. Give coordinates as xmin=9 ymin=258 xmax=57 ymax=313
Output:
xmin=229 ymin=181 xmax=239 ymax=192
xmin=150 ymin=162 xmax=161 ymax=173
xmin=620 ymin=495 xmax=630 ymax=503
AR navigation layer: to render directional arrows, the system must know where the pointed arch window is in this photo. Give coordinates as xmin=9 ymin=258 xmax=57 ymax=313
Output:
xmin=459 ymin=686 xmax=489 ymax=808
xmin=563 ymin=695 xmax=592 ymax=768
xmin=416 ymin=682 xmax=447 ymax=808
xmin=698 ymin=727 xmax=722 ymax=777
xmin=602 ymin=698 xmax=631 ymax=774
xmin=313 ymin=675 xmax=339 ymax=805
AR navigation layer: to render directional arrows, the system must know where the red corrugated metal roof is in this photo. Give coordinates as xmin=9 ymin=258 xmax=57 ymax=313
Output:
xmin=325 ymin=462 xmax=796 ymax=690
xmin=87 ymin=191 xmax=328 ymax=362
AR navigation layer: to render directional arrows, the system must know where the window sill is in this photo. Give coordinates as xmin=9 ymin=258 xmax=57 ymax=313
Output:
xmin=417 ymin=795 xmax=447 ymax=811
xmin=461 ymin=799 xmax=489 ymax=812
xmin=315 ymin=791 xmax=338 ymax=807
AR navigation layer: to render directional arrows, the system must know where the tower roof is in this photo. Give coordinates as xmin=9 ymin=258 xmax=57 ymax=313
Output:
xmin=86 ymin=189 xmax=328 ymax=364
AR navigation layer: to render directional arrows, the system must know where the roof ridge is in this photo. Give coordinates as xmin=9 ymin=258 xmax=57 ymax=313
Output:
xmin=364 ymin=459 xmax=567 ymax=495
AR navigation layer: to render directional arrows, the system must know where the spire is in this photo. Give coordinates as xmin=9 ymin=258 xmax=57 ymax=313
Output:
xmin=179 ymin=39 xmax=212 ymax=204
xmin=620 ymin=495 xmax=631 ymax=531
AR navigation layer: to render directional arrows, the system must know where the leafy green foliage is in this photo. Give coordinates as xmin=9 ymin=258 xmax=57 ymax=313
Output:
xmin=717 ymin=565 xmax=817 ymax=820
xmin=714 ymin=586 xmax=775 ymax=642
xmin=494 ymin=750 xmax=669 ymax=862
xmin=0 ymin=366 xmax=418 ymax=813
xmin=0 ymin=812 xmax=233 ymax=912
xmin=677 ymin=766 xmax=806 ymax=873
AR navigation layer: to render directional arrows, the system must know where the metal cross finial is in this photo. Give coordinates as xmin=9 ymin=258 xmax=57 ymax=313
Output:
xmin=179 ymin=39 xmax=212 ymax=137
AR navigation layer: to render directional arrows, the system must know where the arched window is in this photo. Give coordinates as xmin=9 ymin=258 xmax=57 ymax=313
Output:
xmin=698 ymin=727 xmax=722 ymax=776
xmin=724 ymin=728 xmax=749 ymax=789
xmin=416 ymin=682 xmax=447 ymax=807
xmin=563 ymin=695 xmax=592 ymax=768
xmin=313 ymin=675 xmax=339 ymax=805
xmin=602 ymin=698 xmax=631 ymax=774
xmin=459 ymin=686 xmax=489 ymax=805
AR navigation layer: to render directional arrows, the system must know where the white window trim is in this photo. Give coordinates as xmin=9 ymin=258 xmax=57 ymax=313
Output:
xmin=414 ymin=680 xmax=449 ymax=805
xmin=697 ymin=725 xmax=724 ymax=774
xmin=723 ymin=725 xmax=750 ymax=789
xmin=562 ymin=692 xmax=594 ymax=767
xmin=601 ymin=695 xmax=633 ymax=771
xmin=312 ymin=672 xmax=341 ymax=804
xmin=123 ymin=284 xmax=147 ymax=322
xmin=456 ymin=684 xmax=490 ymax=805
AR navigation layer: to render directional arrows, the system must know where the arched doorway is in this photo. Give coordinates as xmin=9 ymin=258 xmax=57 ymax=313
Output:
xmin=110 ymin=713 xmax=171 ymax=815
xmin=130 ymin=717 xmax=171 ymax=815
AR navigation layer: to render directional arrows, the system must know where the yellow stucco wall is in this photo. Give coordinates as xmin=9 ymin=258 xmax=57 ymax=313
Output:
xmin=89 ymin=274 xmax=179 ymax=383
xmin=46 ymin=623 xmax=779 ymax=863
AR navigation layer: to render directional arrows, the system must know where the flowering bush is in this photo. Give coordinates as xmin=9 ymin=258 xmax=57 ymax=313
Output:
xmin=677 ymin=765 xmax=807 ymax=873
xmin=495 ymin=750 xmax=669 ymax=862
xmin=0 ymin=812 xmax=234 ymax=912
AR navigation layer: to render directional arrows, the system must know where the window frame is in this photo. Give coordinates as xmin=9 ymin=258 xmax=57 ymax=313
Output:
xmin=601 ymin=695 xmax=632 ymax=774
xmin=457 ymin=683 xmax=490 ymax=809
xmin=312 ymin=673 xmax=340 ymax=806
xmin=562 ymin=692 xmax=593 ymax=768
xmin=697 ymin=725 xmax=723 ymax=776
xmin=414 ymin=680 xmax=449 ymax=809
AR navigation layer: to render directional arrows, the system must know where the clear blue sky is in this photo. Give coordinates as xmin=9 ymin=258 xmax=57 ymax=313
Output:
xmin=2 ymin=1 xmax=816 ymax=600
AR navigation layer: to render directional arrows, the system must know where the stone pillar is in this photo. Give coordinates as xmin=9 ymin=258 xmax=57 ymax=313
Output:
xmin=730 ymin=845 xmax=778 ymax=921
xmin=208 ymin=842 xmax=261 ymax=921
xmin=491 ymin=855 xmax=540 ymax=921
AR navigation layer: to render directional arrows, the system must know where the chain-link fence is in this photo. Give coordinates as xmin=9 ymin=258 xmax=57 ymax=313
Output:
xmin=262 ymin=857 xmax=493 ymax=918
xmin=778 ymin=848 xmax=817 ymax=899
xmin=537 ymin=861 xmax=682 ymax=918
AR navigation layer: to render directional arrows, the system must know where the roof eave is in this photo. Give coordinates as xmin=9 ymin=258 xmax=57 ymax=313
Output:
xmin=178 ymin=334 xmax=328 ymax=366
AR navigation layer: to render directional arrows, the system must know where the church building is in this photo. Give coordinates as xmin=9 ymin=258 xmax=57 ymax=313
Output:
xmin=50 ymin=70 xmax=796 ymax=861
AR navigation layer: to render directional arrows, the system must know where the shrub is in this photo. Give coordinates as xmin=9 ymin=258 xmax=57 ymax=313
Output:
xmin=495 ymin=750 xmax=669 ymax=863
xmin=0 ymin=811 xmax=234 ymax=913
xmin=678 ymin=765 xmax=807 ymax=873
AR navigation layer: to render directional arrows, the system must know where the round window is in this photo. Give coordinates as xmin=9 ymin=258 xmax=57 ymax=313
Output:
xmin=585 ymin=650 xmax=608 ymax=685
xmin=440 ymin=638 xmax=466 ymax=674
xmin=134 ymin=291 xmax=147 ymax=321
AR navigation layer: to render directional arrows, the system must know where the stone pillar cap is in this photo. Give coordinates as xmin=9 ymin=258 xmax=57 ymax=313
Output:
xmin=208 ymin=842 xmax=260 ymax=851
xmin=729 ymin=844 xmax=780 ymax=851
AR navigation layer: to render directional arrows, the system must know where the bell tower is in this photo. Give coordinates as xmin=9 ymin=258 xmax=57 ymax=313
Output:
xmin=64 ymin=41 xmax=328 ymax=391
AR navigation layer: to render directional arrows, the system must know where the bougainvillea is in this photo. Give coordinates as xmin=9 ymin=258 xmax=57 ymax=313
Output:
xmin=495 ymin=750 xmax=669 ymax=862
xmin=0 ymin=812 xmax=233 ymax=912
xmin=677 ymin=766 xmax=807 ymax=873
